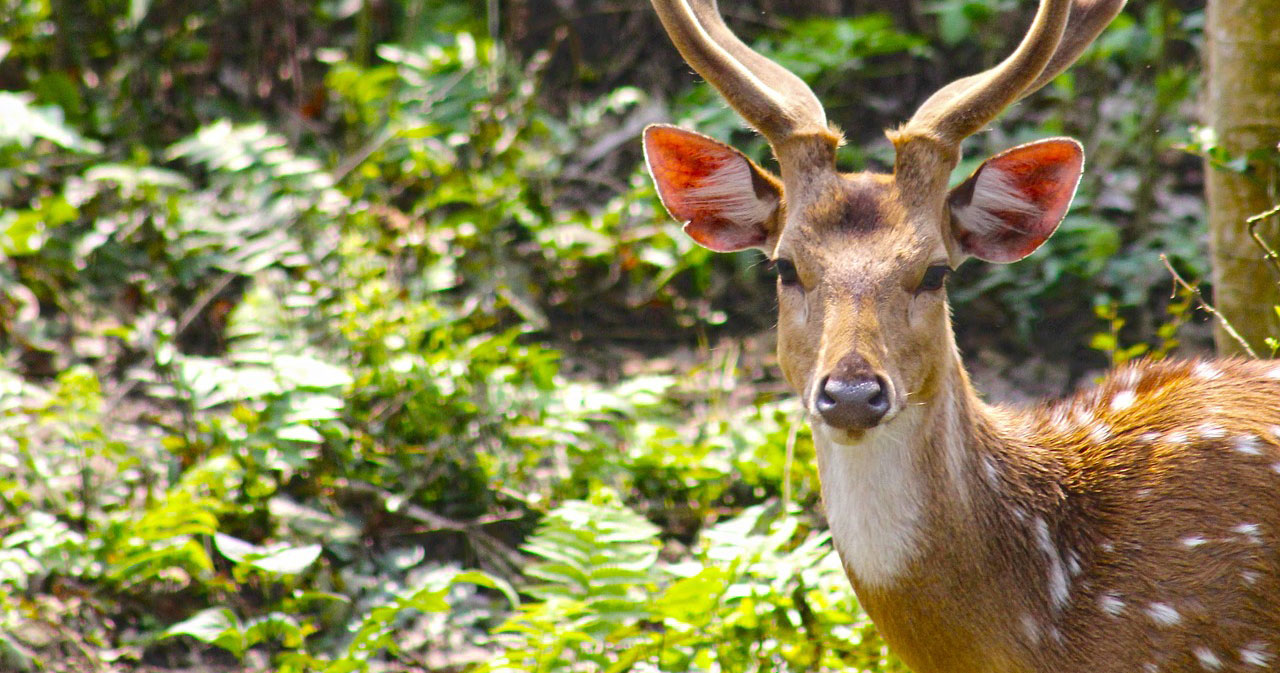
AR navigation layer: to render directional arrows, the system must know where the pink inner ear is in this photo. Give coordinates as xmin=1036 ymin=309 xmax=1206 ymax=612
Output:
xmin=949 ymin=138 xmax=1084 ymax=263
xmin=643 ymin=125 xmax=779 ymax=253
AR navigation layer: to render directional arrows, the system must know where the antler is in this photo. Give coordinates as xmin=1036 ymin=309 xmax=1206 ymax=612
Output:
xmin=651 ymin=0 xmax=1125 ymax=189
xmin=900 ymin=0 xmax=1127 ymax=149
xmin=650 ymin=0 xmax=839 ymax=171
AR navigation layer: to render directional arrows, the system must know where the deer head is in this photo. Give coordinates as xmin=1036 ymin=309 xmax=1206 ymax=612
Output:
xmin=644 ymin=0 xmax=1124 ymax=444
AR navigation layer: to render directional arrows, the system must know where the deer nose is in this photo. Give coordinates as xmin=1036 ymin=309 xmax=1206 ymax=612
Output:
xmin=815 ymin=374 xmax=891 ymax=430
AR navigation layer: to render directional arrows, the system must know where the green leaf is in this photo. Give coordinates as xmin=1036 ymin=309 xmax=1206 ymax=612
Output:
xmin=214 ymin=533 xmax=260 ymax=564
xmin=1089 ymin=333 xmax=1117 ymax=353
xmin=275 ymin=355 xmax=353 ymax=390
xmin=451 ymin=569 xmax=520 ymax=608
xmin=0 ymin=91 xmax=102 ymax=152
xmin=0 ymin=211 xmax=45 ymax=256
xmin=85 ymin=163 xmax=191 ymax=194
xmin=656 ymin=567 xmax=730 ymax=624
xmin=276 ymin=424 xmax=324 ymax=444
xmin=400 ymin=586 xmax=450 ymax=613
xmin=249 ymin=544 xmax=322 ymax=575
xmin=526 ymin=562 xmax=590 ymax=590
xmin=243 ymin=612 xmax=306 ymax=648
xmin=162 ymin=608 xmax=244 ymax=656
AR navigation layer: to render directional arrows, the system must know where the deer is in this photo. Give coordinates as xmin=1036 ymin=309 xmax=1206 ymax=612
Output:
xmin=640 ymin=0 xmax=1280 ymax=671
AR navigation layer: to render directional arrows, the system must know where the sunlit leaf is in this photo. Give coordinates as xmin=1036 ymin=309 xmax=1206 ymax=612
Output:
xmin=0 ymin=92 xmax=101 ymax=152
xmin=249 ymin=544 xmax=322 ymax=575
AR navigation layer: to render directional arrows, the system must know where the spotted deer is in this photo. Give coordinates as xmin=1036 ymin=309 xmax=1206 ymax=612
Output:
xmin=641 ymin=0 xmax=1280 ymax=671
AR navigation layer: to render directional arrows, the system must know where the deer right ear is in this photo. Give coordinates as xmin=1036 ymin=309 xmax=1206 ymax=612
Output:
xmin=946 ymin=138 xmax=1084 ymax=263
xmin=643 ymin=125 xmax=783 ymax=253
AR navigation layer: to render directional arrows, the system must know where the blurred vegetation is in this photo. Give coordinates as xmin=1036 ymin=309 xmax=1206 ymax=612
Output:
xmin=0 ymin=0 xmax=1220 ymax=671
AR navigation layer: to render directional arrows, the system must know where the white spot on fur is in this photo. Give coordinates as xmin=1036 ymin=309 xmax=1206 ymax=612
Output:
xmin=1090 ymin=423 xmax=1111 ymax=443
xmin=1048 ymin=625 xmax=1063 ymax=643
xmin=1110 ymin=390 xmax=1137 ymax=411
xmin=1195 ymin=362 xmax=1223 ymax=381
xmin=1137 ymin=431 xmax=1161 ymax=444
xmin=1233 ymin=435 xmax=1263 ymax=456
xmin=1267 ymin=364 xmax=1280 ymax=380
xmin=983 ymin=455 xmax=1000 ymax=486
xmin=1197 ymin=423 xmax=1226 ymax=439
xmin=1240 ymin=643 xmax=1273 ymax=667
xmin=1117 ymin=368 xmax=1141 ymax=389
xmin=1145 ymin=602 xmax=1181 ymax=626
xmin=1181 ymin=535 xmax=1208 ymax=548
xmin=1098 ymin=593 xmax=1125 ymax=615
xmin=1101 ymin=541 xmax=1115 ymax=553
xmin=1143 ymin=664 xmax=1158 ymax=673
xmin=1066 ymin=551 xmax=1082 ymax=577
xmin=1243 ymin=570 xmax=1260 ymax=585
xmin=953 ymin=166 xmax=1042 ymax=236
xmin=682 ymin=155 xmax=777 ymax=227
xmin=1269 ymin=425 xmax=1280 ymax=441
xmin=1020 ymin=614 xmax=1040 ymax=644
xmin=1195 ymin=647 xmax=1223 ymax=671
xmin=1233 ymin=522 xmax=1263 ymax=543
xmin=941 ymin=404 xmax=973 ymax=508
xmin=1165 ymin=431 xmax=1188 ymax=445
xmin=814 ymin=409 xmax=927 ymax=589
xmin=1034 ymin=517 xmax=1070 ymax=609
xmin=1272 ymin=462 xmax=1280 ymax=475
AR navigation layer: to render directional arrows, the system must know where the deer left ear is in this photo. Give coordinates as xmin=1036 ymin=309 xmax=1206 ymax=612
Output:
xmin=643 ymin=124 xmax=783 ymax=253
xmin=947 ymin=138 xmax=1084 ymax=263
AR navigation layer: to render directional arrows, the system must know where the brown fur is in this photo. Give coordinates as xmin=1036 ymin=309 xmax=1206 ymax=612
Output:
xmin=854 ymin=357 xmax=1280 ymax=672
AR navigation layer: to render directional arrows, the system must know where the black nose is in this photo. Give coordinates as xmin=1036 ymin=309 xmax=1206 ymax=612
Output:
xmin=815 ymin=374 xmax=890 ymax=430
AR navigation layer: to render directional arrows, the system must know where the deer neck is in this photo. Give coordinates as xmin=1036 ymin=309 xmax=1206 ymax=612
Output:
xmin=813 ymin=348 xmax=1075 ymax=671
xmin=813 ymin=344 xmax=1065 ymax=595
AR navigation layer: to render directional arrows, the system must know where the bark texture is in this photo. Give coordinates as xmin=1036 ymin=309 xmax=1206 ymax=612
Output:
xmin=1204 ymin=0 xmax=1280 ymax=356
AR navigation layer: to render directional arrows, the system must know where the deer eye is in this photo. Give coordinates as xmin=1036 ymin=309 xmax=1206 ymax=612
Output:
xmin=917 ymin=264 xmax=951 ymax=293
xmin=772 ymin=258 xmax=801 ymax=288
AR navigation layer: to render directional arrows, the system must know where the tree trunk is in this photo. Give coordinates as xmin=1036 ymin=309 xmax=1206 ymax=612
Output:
xmin=1204 ymin=0 xmax=1280 ymax=357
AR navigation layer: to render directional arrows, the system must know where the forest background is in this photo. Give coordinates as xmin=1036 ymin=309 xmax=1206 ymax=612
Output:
xmin=0 ymin=0 xmax=1269 ymax=671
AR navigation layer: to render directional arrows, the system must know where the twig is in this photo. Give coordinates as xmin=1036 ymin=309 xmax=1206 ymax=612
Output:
xmin=175 ymin=271 xmax=239 ymax=338
xmin=1246 ymin=202 xmax=1280 ymax=281
xmin=340 ymin=480 xmax=526 ymax=582
xmin=1159 ymin=254 xmax=1258 ymax=359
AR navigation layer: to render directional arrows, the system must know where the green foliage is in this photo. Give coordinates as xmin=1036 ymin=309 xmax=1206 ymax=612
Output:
xmin=924 ymin=0 xmax=1014 ymax=47
xmin=1088 ymin=285 xmax=1191 ymax=367
xmin=484 ymin=496 xmax=904 ymax=673
xmin=0 ymin=91 xmax=102 ymax=153
xmin=760 ymin=14 xmax=929 ymax=82
xmin=1266 ymin=306 xmax=1280 ymax=357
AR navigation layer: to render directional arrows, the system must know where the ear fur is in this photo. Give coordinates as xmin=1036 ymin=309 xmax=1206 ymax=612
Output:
xmin=643 ymin=124 xmax=782 ymax=252
xmin=947 ymin=138 xmax=1084 ymax=263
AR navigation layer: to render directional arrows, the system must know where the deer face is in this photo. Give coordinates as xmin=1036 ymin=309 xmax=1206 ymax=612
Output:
xmin=645 ymin=125 xmax=1084 ymax=441
xmin=770 ymin=172 xmax=949 ymax=441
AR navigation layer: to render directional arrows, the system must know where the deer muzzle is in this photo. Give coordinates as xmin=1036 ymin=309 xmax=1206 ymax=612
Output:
xmin=814 ymin=353 xmax=894 ymax=431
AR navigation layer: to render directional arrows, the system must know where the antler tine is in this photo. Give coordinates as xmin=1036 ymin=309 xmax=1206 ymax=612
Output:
xmin=901 ymin=0 xmax=1075 ymax=148
xmin=651 ymin=0 xmax=838 ymax=164
xmin=1021 ymin=0 xmax=1127 ymax=95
